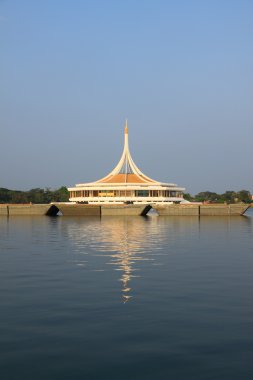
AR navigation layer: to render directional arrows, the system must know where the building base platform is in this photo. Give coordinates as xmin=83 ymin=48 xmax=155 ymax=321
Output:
xmin=0 ymin=203 xmax=152 ymax=216
xmin=0 ymin=203 xmax=250 ymax=217
xmin=153 ymin=203 xmax=250 ymax=216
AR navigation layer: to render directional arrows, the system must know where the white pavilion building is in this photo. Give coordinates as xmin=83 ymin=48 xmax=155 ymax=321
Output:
xmin=68 ymin=122 xmax=186 ymax=204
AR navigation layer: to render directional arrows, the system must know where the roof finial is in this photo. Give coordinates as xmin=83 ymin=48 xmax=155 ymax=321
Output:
xmin=124 ymin=119 xmax=128 ymax=134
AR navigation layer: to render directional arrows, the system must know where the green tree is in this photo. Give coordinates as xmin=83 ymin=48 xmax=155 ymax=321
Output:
xmin=195 ymin=191 xmax=219 ymax=202
xmin=51 ymin=187 xmax=69 ymax=202
xmin=236 ymin=190 xmax=251 ymax=203
xmin=183 ymin=193 xmax=194 ymax=201
xmin=0 ymin=186 xmax=70 ymax=203
xmin=220 ymin=191 xmax=237 ymax=203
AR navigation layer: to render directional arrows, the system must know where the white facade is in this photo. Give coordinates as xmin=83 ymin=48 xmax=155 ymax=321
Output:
xmin=68 ymin=122 xmax=186 ymax=204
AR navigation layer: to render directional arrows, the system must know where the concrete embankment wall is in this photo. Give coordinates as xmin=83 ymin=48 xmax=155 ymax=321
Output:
xmin=56 ymin=204 xmax=151 ymax=216
xmin=0 ymin=204 xmax=102 ymax=216
xmin=155 ymin=204 xmax=250 ymax=216
xmin=0 ymin=204 xmax=101 ymax=217
xmin=1 ymin=203 xmax=249 ymax=217
xmin=200 ymin=204 xmax=249 ymax=215
xmin=101 ymin=204 xmax=151 ymax=216
xmin=155 ymin=204 xmax=200 ymax=216
xmin=0 ymin=204 xmax=52 ymax=216
xmin=226 ymin=204 xmax=251 ymax=215
xmin=200 ymin=205 xmax=229 ymax=215
xmin=0 ymin=203 xmax=151 ymax=216
xmin=0 ymin=205 xmax=8 ymax=215
xmin=56 ymin=204 xmax=101 ymax=216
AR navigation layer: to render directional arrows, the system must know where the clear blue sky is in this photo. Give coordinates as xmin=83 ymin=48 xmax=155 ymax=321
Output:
xmin=1 ymin=0 xmax=252 ymax=194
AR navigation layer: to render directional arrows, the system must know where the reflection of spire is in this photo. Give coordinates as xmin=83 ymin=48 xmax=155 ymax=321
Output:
xmin=66 ymin=216 xmax=162 ymax=303
xmin=108 ymin=224 xmax=136 ymax=303
xmin=110 ymin=253 xmax=134 ymax=303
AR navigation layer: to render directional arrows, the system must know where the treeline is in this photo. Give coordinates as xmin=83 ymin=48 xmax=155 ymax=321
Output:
xmin=0 ymin=187 xmax=69 ymax=204
xmin=184 ymin=190 xmax=252 ymax=203
xmin=0 ymin=187 xmax=251 ymax=204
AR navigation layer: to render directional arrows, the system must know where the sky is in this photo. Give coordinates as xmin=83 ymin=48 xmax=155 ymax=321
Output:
xmin=1 ymin=0 xmax=252 ymax=194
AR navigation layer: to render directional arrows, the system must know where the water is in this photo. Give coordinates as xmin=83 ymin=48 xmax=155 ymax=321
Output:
xmin=0 ymin=210 xmax=253 ymax=379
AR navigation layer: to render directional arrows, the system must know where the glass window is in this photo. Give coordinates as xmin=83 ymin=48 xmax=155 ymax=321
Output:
xmin=135 ymin=190 xmax=149 ymax=197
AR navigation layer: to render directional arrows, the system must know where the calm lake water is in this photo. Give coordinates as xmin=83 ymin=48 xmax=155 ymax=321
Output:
xmin=0 ymin=210 xmax=253 ymax=379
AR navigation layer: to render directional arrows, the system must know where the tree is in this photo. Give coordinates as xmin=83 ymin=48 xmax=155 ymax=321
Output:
xmin=51 ymin=187 xmax=69 ymax=202
xmin=183 ymin=193 xmax=194 ymax=201
xmin=0 ymin=186 xmax=70 ymax=203
xmin=220 ymin=191 xmax=237 ymax=203
xmin=236 ymin=190 xmax=251 ymax=203
xmin=195 ymin=191 xmax=219 ymax=202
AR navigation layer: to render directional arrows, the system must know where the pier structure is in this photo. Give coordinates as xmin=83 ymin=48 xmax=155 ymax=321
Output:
xmin=68 ymin=121 xmax=185 ymax=204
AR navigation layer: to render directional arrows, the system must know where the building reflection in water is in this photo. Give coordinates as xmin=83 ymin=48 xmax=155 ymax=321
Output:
xmin=64 ymin=213 xmax=253 ymax=302
xmin=66 ymin=215 xmax=165 ymax=303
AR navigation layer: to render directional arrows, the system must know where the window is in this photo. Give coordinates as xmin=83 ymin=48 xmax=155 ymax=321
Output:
xmin=135 ymin=190 xmax=149 ymax=197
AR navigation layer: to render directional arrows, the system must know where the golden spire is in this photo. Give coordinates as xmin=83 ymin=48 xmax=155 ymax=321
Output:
xmin=124 ymin=119 xmax=128 ymax=134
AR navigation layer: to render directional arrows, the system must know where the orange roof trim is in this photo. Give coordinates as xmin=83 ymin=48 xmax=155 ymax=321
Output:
xmin=99 ymin=173 xmax=155 ymax=184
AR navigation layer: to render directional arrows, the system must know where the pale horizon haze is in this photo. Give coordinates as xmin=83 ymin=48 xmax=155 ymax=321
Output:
xmin=1 ymin=0 xmax=252 ymax=195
